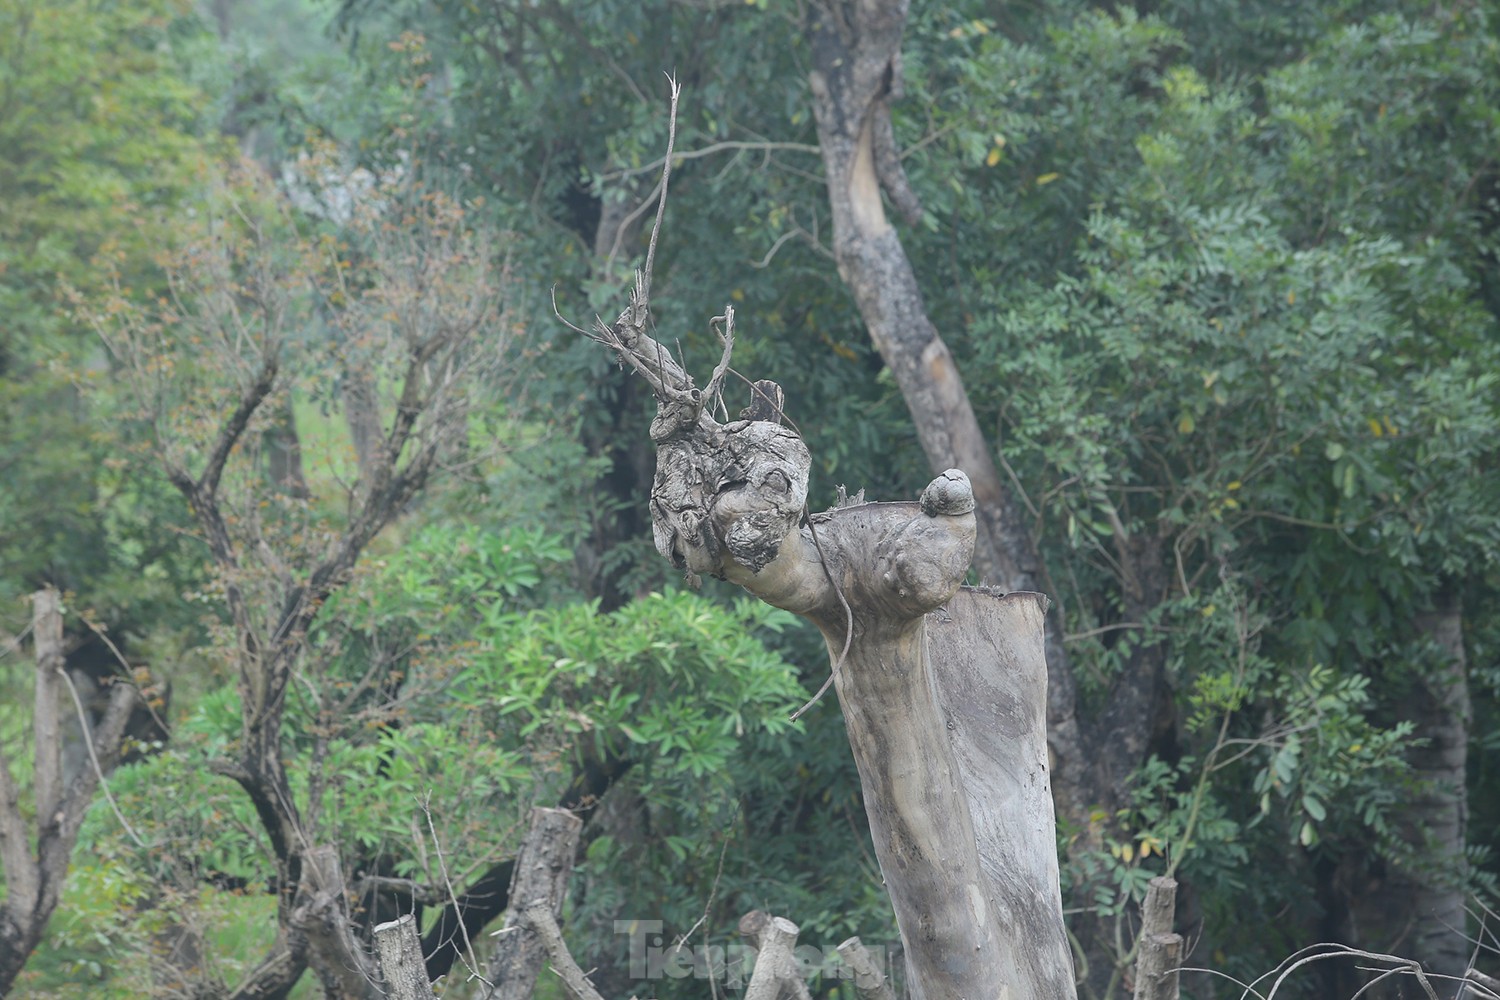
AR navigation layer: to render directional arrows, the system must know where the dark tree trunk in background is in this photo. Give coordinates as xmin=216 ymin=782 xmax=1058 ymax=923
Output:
xmin=342 ymin=369 xmax=384 ymax=484
xmin=266 ymin=396 xmax=310 ymax=499
xmin=1341 ymin=585 xmax=1473 ymax=994
xmin=1402 ymin=591 xmax=1472 ymax=981
xmin=574 ymin=179 xmax=658 ymax=610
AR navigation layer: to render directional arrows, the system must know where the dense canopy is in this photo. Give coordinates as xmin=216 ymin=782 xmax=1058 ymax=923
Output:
xmin=1 ymin=0 xmax=1497 ymax=997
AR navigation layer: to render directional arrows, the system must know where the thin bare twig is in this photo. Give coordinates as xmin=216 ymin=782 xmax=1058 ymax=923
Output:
xmin=750 ymin=228 xmax=802 ymax=269
xmin=420 ymin=791 xmax=489 ymax=986
xmin=58 ymin=669 xmax=145 ymax=848
xmin=0 ymin=622 xmax=33 ymax=660
xmin=603 ymin=174 xmax=664 ymax=277
xmin=596 ymin=139 xmax=821 ymax=181
xmin=673 ymin=802 xmax=740 ymax=955
xmin=639 ymin=73 xmax=682 ymax=310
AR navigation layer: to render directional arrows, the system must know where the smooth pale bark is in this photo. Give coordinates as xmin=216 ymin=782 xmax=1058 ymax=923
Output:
xmin=929 ymin=589 xmax=1075 ymax=999
xmin=741 ymin=912 xmax=811 ymax=1000
xmin=587 ymin=282 xmax=1076 ymax=999
xmin=801 ymin=0 xmax=1091 ymax=826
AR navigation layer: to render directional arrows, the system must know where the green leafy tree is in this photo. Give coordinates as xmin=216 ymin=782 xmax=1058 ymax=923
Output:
xmin=0 ymin=0 xmax=215 ymax=618
xmin=931 ymin=3 xmax=1500 ymax=990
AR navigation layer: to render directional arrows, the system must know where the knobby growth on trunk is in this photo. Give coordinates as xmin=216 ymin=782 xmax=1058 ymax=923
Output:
xmin=566 ymin=80 xmax=1075 ymax=1000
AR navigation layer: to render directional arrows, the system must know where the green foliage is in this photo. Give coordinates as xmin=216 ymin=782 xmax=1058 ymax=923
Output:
xmin=10 ymin=0 xmax=1500 ymax=992
xmin=0 ymin=0 xmax=216 ymax=623
xmin=745 ymin=0 xmax=1493 ymax=983
xmin=71 ymin=524 xmax=823 ymax=992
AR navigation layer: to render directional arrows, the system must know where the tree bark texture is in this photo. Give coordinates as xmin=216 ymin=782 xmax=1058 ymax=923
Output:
xmin=1132 ymin=876 xmax=1182 ymax=1000
xmin=740 ymin=911 xmax=813 ymax=1000
xmin=586 ymin=284 xmax=1076 ymax=999
xmin=1341 ymin=591 xmax=1473 ymax=994
xmin=1402 ymin=594 xmax=1471 ymax=981
xmin=0 ymin=589 xmax=140 ymax=998
xmin=374 ymin=914 xmax=432 ymax=1000
xmin=419 ymin=746 xmax=630 ymax=980
xmin=293 ymin=845 xmax=377 ymax=999
xmin=838 ymin=936 xmax=897 ymax=1000
xmin=802 ymin=0 xmax=1090 ymax=826
xmin=483 ymin=806 xmax=584 ymax=1000
xmin=525 ymin=904 xmax=607 ymax=1000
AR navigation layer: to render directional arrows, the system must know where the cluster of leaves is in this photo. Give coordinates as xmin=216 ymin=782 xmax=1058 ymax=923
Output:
xmin=906 ymin=0 xmax=1500 ymax=974
xmin=64 ymin=521 xmax=823 ymax=992
xmin=0 ymin=0 xmax=217 ymax=631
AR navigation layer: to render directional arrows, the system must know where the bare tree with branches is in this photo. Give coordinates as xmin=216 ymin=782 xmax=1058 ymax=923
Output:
xmin=86 ymin=155 xmax=518 ymax=998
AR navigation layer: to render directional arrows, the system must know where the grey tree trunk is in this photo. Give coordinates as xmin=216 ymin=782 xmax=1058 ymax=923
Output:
xmin=580 ymin=243 xmax=1076 ymax=996
xmin=374 ymin=914 xmax=432 ymax=1000
xmin=1403 ymin=592 xmax=1471 ymax=982
xmin=801 ymin=0 xmax=1096 ymax=827
xmin=1132 ymin=876 xmax=1182 ymax=1000
xmin=0 ymin=589 xmax=140 ymax=997
xmin=1342 ymin=587 xmax=1473 ymax=995
xmin=484 ymin=807 xmax=584 ymax=1000
xmin=294 ymin=845 xmax=377 ymax=998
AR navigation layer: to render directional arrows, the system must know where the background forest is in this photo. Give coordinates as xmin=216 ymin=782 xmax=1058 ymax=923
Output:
xmin=1 ymin=0 xmax=1498 ymax=996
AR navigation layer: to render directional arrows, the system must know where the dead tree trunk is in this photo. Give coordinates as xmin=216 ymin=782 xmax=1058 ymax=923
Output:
xmin=1132 ymin=876 xmax=1181 ymax=1000
xmin=374 ymin=915 xmax=432 ymax=1000
xmin=293 ymin=845 xmax=376 ymax=998
xmin=0 ymin=589 xmax=140 ymax=997
xmin=740 ymin=911 xmax=814 ymax=1000
xmin=574 ymin=117 xmax=1075 ymax=990
xmin=484 ymin=807 xmax=584 ymax=1000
